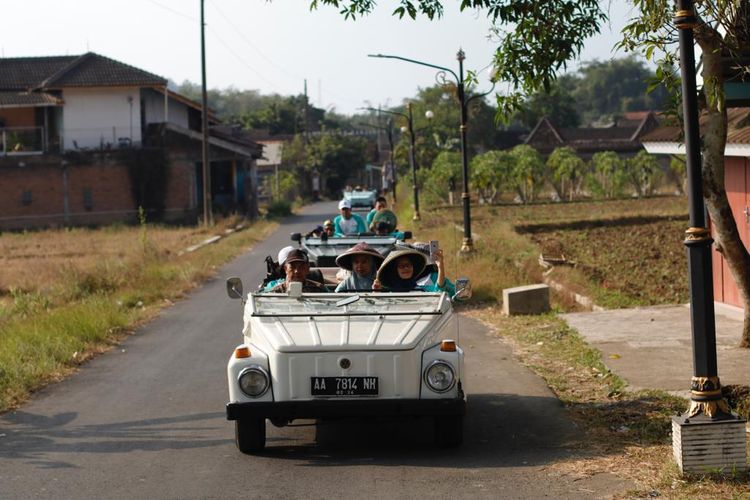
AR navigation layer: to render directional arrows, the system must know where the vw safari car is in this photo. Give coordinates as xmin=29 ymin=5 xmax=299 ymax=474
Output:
xmin=224 ymin=279 xmax=471 ymax=453
xmin=290 ymin=233 xmax=411 ymax=267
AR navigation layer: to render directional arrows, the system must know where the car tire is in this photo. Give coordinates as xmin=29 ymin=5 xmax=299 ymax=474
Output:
xmin=235 ymin=418 xmax=266 ymax=454
xmin=434 ymin=415 xmax=463 ymax=448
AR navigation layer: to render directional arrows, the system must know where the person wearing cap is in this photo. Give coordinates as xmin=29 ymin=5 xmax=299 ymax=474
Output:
xmin=334 ymin=242 xmax=385 ymax=292
xmin=323 ymin=220 xmax=335 ymax=237
xmin=372 ymin=249 xmax=427 ymax=292
xmin=412 ymin=242 xmax=456 ymax=295
xmin=366 ymin=196 xmax=388 ymax=229
xmin=333 ymin=199 xmax=366 ymax=236
xmin=266 ymin=246 xmax=327 ymax=293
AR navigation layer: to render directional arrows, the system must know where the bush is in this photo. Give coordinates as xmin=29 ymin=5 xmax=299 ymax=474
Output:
xmin=266 ymin=200 xmax=292 ymax=217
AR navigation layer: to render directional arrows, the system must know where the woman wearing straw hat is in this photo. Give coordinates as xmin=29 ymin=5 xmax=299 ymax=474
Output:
xmin=334 ymin=242 xmax=385 ymax=292
xmin=372 ymin=249 xmax=427 ymax=292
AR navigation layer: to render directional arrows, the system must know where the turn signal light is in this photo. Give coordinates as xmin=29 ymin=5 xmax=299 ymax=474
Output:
xmin=440 ymin=340 xmax=457 ymax=352
xmin=234 ymin=345 xmax=251 ymax=358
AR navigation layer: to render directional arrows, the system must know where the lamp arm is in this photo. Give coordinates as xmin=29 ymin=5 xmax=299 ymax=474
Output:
xmin=368 ymin=53 xmax=459 ymax=83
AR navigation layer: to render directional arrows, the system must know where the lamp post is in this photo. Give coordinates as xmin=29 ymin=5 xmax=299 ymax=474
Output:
xmin=671 ymin=0 xmax=746 ymax=476
xmin=361 ymin=104 xmax=431 ymax=221
xmin=357 ymin=117 xmax=396 ymax=202
xmin=369 ymin=50 xmax=494 ymax=252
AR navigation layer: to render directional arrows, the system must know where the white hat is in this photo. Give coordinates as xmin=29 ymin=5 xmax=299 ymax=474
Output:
xmin=277 ymin=245 xmax=295 ymax=266
xmin=338 ymin=199 xmax=352 ymax=210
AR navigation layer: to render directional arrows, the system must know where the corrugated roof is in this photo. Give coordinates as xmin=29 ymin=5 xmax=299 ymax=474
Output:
xmin=641 ymin=108 xmax=750 ymax=145
xmin=0 ymin=91 xmax=62 ymax=106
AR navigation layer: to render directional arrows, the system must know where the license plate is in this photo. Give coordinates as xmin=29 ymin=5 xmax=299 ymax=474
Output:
xmin=310 ymin=376 xmax=378 ymax=396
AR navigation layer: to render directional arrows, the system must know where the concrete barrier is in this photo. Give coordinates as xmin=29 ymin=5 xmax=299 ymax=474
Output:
xmin=502 ymin=284 xmax=550 ymax=315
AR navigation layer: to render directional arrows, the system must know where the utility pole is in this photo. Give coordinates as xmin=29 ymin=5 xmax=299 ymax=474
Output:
xmin=200 ymin=0 xmax=212 ymax=226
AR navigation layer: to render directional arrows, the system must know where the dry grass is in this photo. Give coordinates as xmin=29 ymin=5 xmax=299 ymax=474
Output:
xmin=0 ymin=216 xmax=277 ymax=411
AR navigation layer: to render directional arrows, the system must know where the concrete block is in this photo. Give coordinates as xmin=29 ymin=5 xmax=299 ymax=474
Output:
xmin=672 ymin=416 xmax=748 ymax=474
xmin=502 ymin=284 xmax=550 ymax=316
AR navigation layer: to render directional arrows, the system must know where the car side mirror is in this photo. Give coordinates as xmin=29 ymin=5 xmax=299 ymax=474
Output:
xmin=291 ymin=232 xmax=302 ymax=243
xmin=452 ymin=278 xmax=472 ymax=301
xmin=320 ymin=232 xmax=328 ymax=242
xmin=403 ymin=231 xmax=412 ymax=240
xmin=226 ymin=277 xmax=244 ymax=300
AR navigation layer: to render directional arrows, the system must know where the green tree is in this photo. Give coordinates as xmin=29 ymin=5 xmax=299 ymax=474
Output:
xmin=515 ymin=75 xmax=580 ymax=129
xmin=470 ymin=150 xmax=513 ymax=204
xmin=419 ymin=151 xmax=462 ymax=205
xmin=509 ymin=145 xmax=545 ymax=203
xmin=572 ymin=56 xmax=668 ymax=124
xmin=283 ymin=133 xmax=369 ymax=197
xmin=623 ymin=150 xmax=661 ymax=198
xmin=546 ymin=147 xmax=585 ymax=201
xmin=588 ymin=151 xmax=626 ymax=199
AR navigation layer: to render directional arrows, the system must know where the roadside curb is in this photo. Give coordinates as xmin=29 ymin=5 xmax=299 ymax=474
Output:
xmin=543 ymin=276 xmax=604 ymax=312
xmin=178 ymin=223 xmax=246 ymax=256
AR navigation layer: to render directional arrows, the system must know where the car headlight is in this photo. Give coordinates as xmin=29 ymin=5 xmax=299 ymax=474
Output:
xmin=424 ymin=360 xmax=455 ymax=393
xmin=238 ymin=366 xmax=270 ymax=397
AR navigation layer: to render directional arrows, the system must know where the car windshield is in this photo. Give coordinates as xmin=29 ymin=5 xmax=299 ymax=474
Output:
xmin=304 ymin=236 xmax=397 ymax=246
xmin=251 ymin=293 xmax=443 ymax=316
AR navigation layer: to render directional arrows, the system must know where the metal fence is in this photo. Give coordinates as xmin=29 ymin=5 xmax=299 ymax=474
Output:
xmin=0 ymin=127 xmax=48 ymax=155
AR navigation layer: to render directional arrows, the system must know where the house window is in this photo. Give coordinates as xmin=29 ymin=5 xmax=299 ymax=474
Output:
xmin=21 ymin=190 xmax=32 ymax=206
xmin=83 ymin=188 xmax=93 ymax=211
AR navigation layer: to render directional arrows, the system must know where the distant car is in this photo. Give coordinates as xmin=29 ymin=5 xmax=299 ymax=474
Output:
xmin=343 ymin=189 xmax=377 ymax=210
xmin=290 ymin=232 xmax=410 ymax=267
xmin=224 ymin=278 xmax=472 ymax=453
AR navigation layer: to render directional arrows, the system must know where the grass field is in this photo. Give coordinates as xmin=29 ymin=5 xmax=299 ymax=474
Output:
xmin=0 ymin=216 xmax=277 ymax=411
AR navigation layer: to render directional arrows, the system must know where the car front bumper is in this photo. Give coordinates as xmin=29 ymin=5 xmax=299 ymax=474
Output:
xmin=226 ymin=398 xmax=465 ymax=421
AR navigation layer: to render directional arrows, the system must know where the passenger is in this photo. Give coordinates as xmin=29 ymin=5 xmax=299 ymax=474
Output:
xmin=323 ymin=220 xmax=335 ymax=237
xmin=306 ymin=225 xmax=325 ymax=238
xmin=333 ymin=199 xmax=367 ymax=236
xmin=367 ymin=196 xmax=388 ymax=229
xmin=372 ymin=249 xmax=427 ymax=292
xmin=412 ymin=242 xmax=456 ymax=295
xmin=267 ymin=246 xmax=327 ymax=293
xmin=373 ymin=220 xmax=407 ymax=240
xmin=334 ymin=242 xmax=385 ymax=292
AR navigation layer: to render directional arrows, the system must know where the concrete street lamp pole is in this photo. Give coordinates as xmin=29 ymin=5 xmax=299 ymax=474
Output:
xmin=200 ymin=0 xmax=212 ymax=226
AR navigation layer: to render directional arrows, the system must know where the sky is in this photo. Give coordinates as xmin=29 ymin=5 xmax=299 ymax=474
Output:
xmin=1 ymin=1 xmax=640 ymax=115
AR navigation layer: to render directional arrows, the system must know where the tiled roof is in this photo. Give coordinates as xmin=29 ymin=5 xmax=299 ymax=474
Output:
xmin=641 ymin=108 xmax=750 ymax=145
xmin=0 ymin=55 xmax=77 ymax=90
xmin=0 ymin=91 xmax=62 ymax=106
xmin=0 ymin=52 xmax=166 ymax=91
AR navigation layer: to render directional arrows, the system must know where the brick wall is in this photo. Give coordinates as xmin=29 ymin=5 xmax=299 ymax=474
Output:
xmin=0 ymin=151 xmax=198 ymax=230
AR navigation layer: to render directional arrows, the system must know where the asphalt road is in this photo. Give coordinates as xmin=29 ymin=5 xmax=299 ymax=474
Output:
xmin=0 ymin=202 xmax=629 ymax=499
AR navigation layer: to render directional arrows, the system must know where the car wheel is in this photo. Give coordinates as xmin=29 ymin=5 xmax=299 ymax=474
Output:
xmin=434 ymin=415 xmax=463 ymax=448
xmin=235 ymin=418 xmax=266 ymax=454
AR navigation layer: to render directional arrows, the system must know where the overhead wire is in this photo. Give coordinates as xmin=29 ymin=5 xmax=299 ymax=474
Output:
xmin=205 ymin=0 xmax=362 ymax=109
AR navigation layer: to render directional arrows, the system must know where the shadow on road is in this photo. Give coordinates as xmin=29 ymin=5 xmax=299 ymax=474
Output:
xmin=0 ymin=410 xmax=229 ymax=467
xmin=256 ymin=393 xmax=582 ymax=468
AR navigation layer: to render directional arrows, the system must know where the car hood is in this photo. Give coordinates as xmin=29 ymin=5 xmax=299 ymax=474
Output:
xmin=250 ymin=313 xmax=450 ymax=352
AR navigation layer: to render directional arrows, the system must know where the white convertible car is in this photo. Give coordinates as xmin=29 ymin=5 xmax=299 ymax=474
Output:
xmin=224 ymin=279 xmax=470 ymax=454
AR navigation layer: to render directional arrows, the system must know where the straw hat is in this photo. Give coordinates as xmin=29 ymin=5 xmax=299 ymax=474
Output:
xmin=335 ymin=242 xmax=385 ymax=271
xmin=376 ymin=249 xmax=427 ymax=288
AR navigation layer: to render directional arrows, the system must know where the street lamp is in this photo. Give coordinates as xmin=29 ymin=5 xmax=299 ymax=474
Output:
xmin=671 ymin=0 xmax=746 ymax=475
xmin=357 ymin=115 xmax=396 ymax=202
xmin=362 ymin=104 xmax=432 ymax=221
xmin=369 ymin=50 xmax=495 ymax=252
